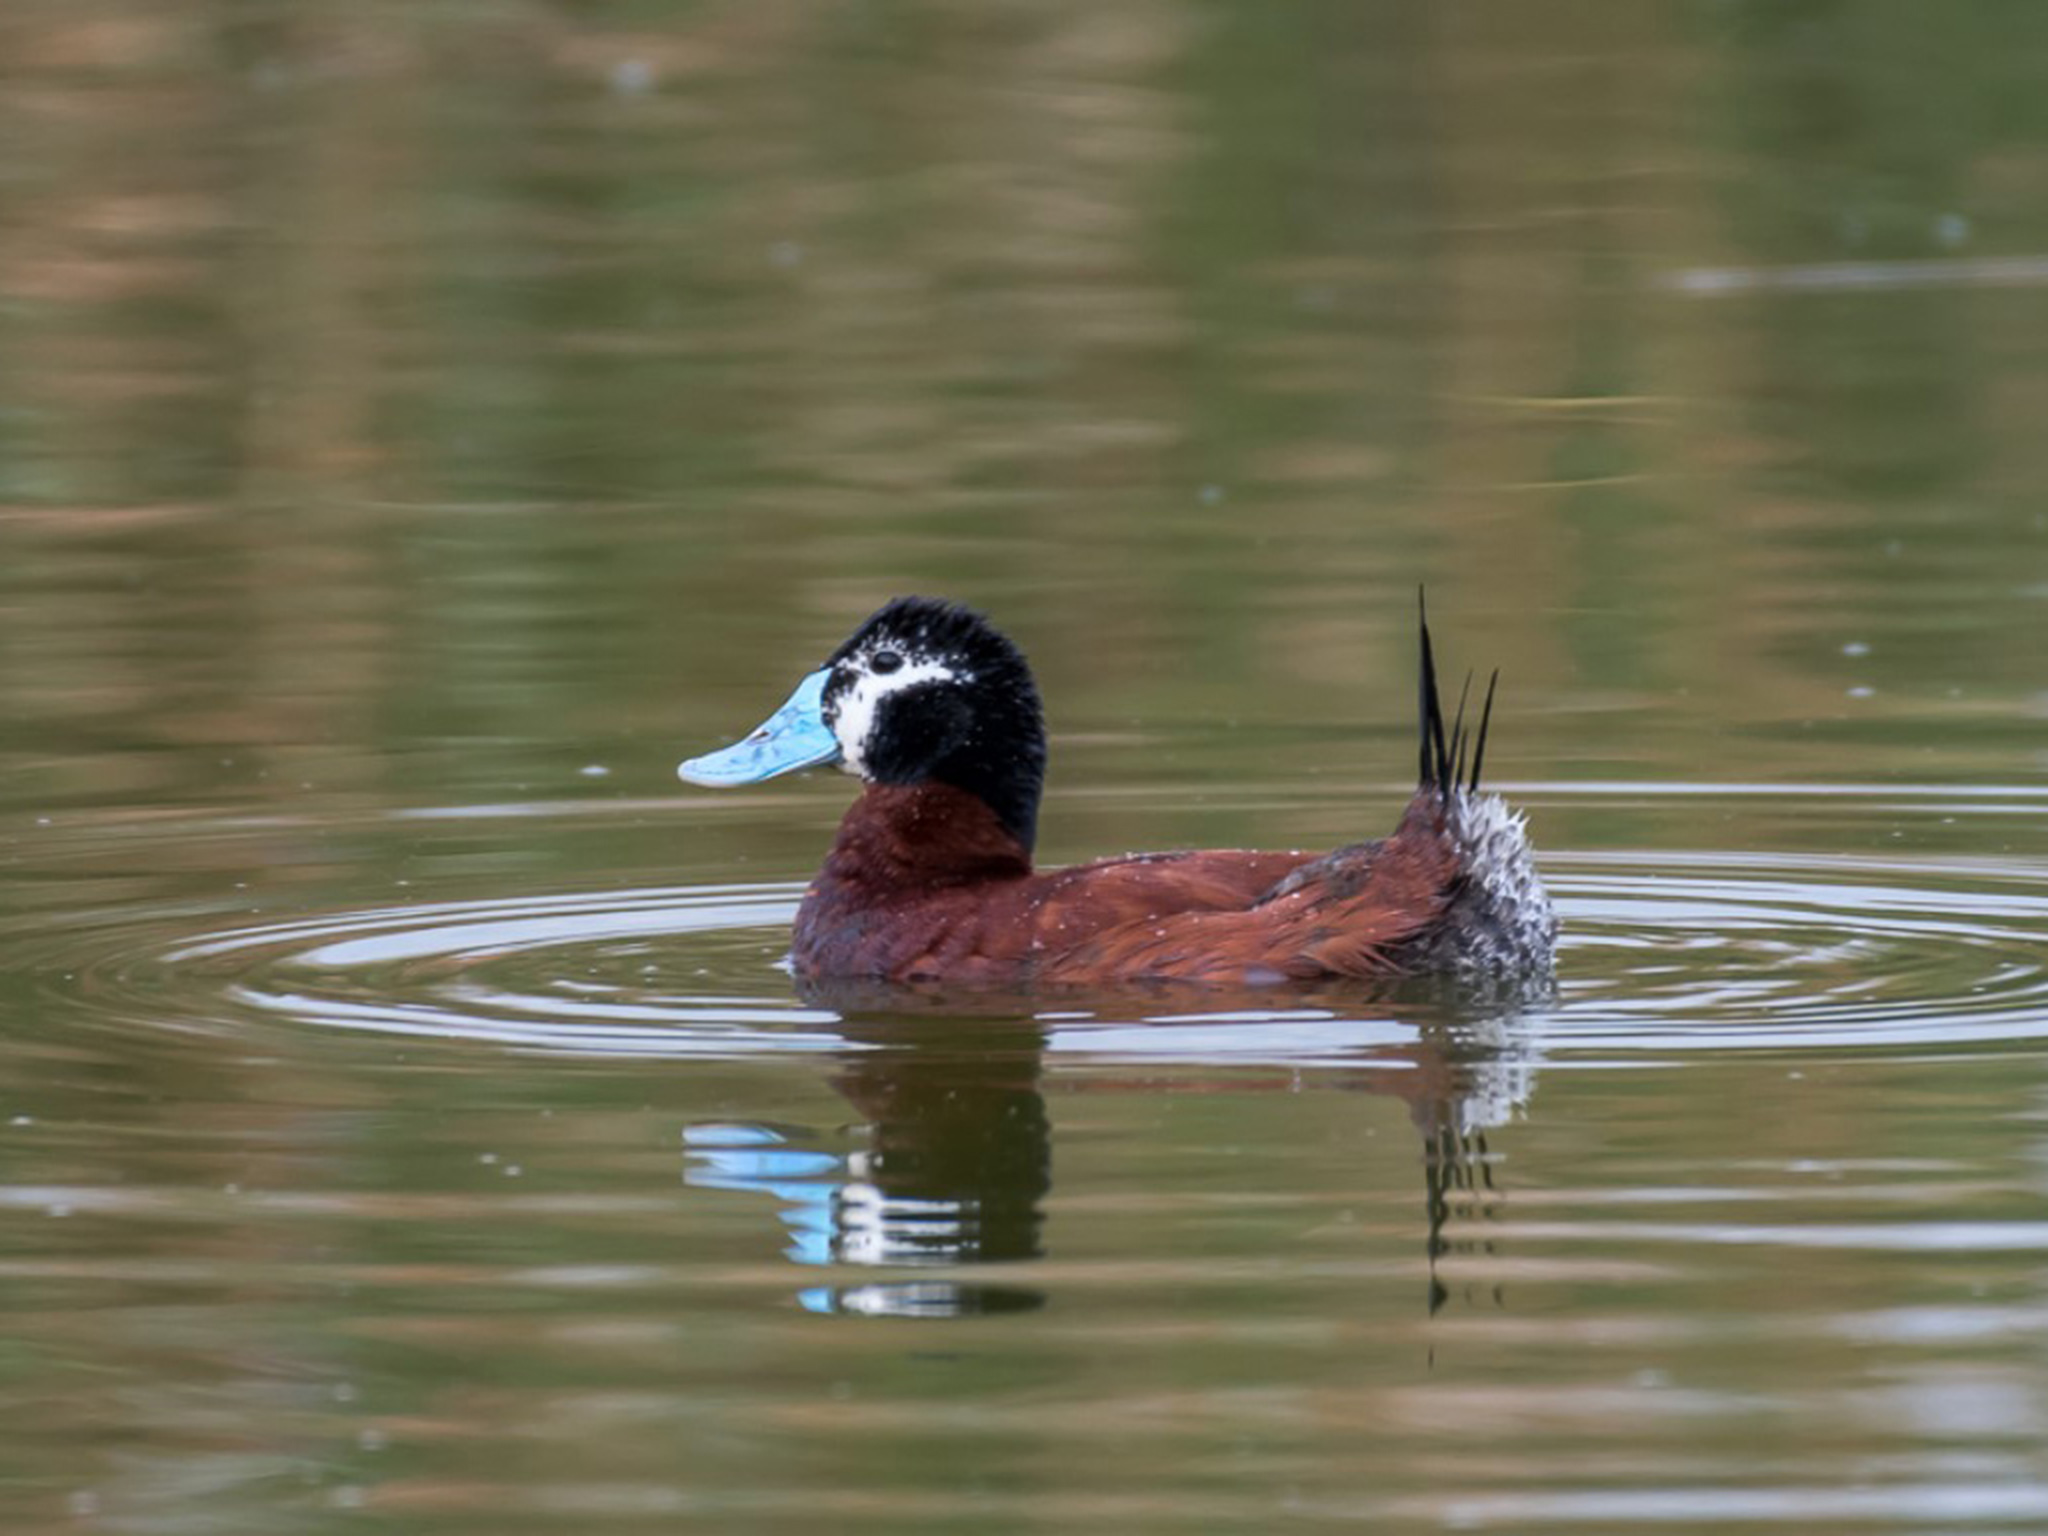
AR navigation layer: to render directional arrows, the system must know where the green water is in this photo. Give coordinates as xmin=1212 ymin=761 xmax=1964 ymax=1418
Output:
xmin=5 ymin=4 xmax=2048 ymax=1532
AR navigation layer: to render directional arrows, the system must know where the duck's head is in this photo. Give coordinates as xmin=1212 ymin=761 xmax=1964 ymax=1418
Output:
xmin=678 ymin=597 xmax=1048 ymax=851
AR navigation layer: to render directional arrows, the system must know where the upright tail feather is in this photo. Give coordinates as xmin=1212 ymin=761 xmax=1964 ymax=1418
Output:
xmin=1418 ymin=590 xmax=1498 ymax=796
xmin=1418 ymin=588 xmax=1445 ymax=789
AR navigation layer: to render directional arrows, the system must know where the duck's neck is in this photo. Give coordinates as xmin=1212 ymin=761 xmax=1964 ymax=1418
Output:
xmin=819 ymin=782 xmax=1034 ymax=893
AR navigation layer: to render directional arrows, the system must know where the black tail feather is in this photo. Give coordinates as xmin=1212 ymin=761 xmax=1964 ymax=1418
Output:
xmin=1417 ymin=592 xmax=1498 ymax=797
xmin=1470 ymin=670 xmax=1498 ymax=793
xmin=1418 ymin=588 xmax=1446 ymax=788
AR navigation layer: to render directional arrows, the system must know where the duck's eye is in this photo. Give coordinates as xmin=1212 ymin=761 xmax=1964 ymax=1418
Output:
xmin=871 ymin=649 xmax=903 ymax=675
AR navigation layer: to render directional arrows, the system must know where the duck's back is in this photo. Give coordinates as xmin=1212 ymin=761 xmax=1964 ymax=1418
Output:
xmin=792 ymin=781 xmax=1553 ymax=986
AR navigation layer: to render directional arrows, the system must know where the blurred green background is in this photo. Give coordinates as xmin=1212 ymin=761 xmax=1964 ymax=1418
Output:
xmin=5 ymin=0 xmax=2044 ymax=870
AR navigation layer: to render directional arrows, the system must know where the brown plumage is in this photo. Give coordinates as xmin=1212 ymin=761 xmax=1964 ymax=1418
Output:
xmin=793 ymin=783 xmax=1470 ymax=984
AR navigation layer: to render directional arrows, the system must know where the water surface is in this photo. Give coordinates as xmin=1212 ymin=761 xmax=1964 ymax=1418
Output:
xmin=5 ymin=4 xmax=2048 ymax=1533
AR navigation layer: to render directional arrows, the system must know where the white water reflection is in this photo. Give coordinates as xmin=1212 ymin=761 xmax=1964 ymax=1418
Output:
xmin=1662 ymin=254 xmax=2048 ymax=295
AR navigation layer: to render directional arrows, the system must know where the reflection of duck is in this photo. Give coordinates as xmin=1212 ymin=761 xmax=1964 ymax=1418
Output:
xmin=685 ymin=997 xmax=1541 ymax=1319
xmin=679 ymin=597 xmax=1556 ymax=986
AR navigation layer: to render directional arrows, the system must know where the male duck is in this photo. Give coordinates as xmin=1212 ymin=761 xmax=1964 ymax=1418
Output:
xmin=679 ymin=597 xmax=1556 ymax=985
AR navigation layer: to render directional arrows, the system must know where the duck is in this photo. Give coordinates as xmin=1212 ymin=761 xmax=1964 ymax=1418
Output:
xmin=678 ymin=596 xmax=1556 ymax=986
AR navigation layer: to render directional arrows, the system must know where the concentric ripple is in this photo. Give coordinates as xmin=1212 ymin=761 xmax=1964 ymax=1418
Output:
xmin=18 ymin=795 xmax=2048 ymax=1063
xmin=1552 ymin=849 xmax=2048 ymax=1052
xmin=169 ymin=883 xmax=842 ymax=1056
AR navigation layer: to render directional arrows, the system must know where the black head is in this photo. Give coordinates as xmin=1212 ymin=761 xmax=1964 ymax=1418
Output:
xmin=822 ymin=598 xmax=1047 ymax=851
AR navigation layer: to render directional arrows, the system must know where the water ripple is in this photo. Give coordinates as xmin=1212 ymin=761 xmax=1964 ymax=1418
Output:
xmin=15 ymin=808 xmax=2048 ymax=1063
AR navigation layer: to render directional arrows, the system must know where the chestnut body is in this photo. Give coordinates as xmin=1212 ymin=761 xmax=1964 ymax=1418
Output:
xmin=793 ymin=781 xmax=1478 ymax=985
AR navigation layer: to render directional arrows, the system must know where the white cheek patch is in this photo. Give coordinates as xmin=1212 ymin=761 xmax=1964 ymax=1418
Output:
xmin=830 ymin=654 xmax=964 ymax=778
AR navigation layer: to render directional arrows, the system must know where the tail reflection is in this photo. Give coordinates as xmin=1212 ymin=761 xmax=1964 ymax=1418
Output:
xmin=1419 ymin=1111 xmax=1504 ymax=1317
